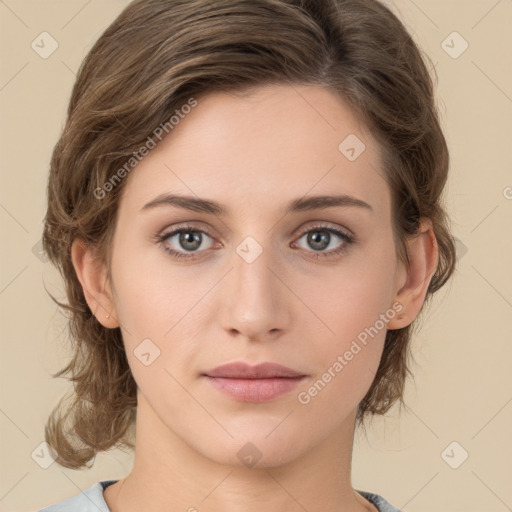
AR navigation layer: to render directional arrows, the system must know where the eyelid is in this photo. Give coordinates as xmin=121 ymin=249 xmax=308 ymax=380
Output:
xmin=293 ymin=221 xmax=354 ymax=239
xmin=158 ymin=221 xmax=216 ymax=239
xmin=157 ymin=220 xmax=353 ymax=243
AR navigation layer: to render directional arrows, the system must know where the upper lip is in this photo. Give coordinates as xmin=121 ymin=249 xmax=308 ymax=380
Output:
xmin=204 ymin=362 xmax=305 ymax=379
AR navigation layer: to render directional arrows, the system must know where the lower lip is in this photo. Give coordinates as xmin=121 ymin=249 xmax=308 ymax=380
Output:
xmin=204 ymin=376 xmax=306 ymax=402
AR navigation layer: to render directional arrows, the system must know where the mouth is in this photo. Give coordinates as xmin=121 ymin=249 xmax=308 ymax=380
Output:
xmin=202 ymin=362 xmax=307 ymax=403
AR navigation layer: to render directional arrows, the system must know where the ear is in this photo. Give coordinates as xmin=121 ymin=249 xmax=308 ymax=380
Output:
xmin=387 ymin=218 xmax=439 ymax=330
xmin=70 ymin=238 xmax=120 ymax=329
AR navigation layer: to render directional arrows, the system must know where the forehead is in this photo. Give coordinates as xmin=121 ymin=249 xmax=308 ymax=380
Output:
xmin=119 ymin=84 xmax=390 ymax=218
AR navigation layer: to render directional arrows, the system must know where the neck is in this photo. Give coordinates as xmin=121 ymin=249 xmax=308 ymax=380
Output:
xmin=104 ymin=394 xmax=377 ymax=512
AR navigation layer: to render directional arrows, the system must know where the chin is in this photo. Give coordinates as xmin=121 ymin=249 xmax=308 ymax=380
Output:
xmin=194 ymin=423 xmax=308 ymax=469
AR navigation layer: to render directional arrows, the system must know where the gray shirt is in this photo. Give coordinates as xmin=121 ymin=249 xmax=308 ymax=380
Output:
xmin=38 ymin=480 xmax=404 ymax=511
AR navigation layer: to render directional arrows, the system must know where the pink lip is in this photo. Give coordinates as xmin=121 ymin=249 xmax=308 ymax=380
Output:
xmin=205 ymin=362 xmax=304 ymax=379
xmin=203 ymin=362 xmax=307 ymax=402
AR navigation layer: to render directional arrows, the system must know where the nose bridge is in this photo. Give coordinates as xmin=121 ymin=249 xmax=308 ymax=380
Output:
xmin=221 ymin=234 xmax=288 ymax=339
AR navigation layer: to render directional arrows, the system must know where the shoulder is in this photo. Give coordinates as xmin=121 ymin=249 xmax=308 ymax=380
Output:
xmin=356 ymin=489 xmax=404 ymax=512
xmin=37 ymin=480 xmax=118 ymax=512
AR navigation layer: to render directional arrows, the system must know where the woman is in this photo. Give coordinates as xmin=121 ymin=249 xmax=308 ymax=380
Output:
xmin=38 ymin=0 xmax=456 ymax=511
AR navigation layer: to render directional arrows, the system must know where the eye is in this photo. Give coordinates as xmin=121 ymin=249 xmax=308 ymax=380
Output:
xmin=155 ymin=223 xmax=355 ymax=261
xmin=292 ymin=224 xmax=354 ymax=259
xmin=156 ymin=226 xmax=216 ymax=260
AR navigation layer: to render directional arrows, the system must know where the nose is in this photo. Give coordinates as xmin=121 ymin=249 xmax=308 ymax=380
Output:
xmin=220 ymin=238 xmax=291 ymax=342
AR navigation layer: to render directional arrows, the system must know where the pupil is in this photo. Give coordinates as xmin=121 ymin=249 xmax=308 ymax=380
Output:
xmin=180 ymin=231 xmax=201 ymax=251
xmin=309 ymin=231 xmax=329 ymax=251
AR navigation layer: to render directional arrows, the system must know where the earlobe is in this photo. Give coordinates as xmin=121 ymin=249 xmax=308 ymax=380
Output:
xmin=70 ymin=238 xmax=120 ymax=329
xmin=387 ymin=218 xmax=439 ymax=330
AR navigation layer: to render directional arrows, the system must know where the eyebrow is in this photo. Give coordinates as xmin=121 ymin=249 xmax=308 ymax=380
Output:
xmin=141 ymin=193 xmax=374 ymax=216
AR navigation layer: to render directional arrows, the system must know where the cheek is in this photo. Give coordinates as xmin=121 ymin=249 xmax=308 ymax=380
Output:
xmin=296 ymin=279 xmax=390 ymax=414
xmin=305 ymin=255 xmax=397 ymax=347
xmin=109 ymin=239 xmax=195 ymax=338
xmin=109 ymin=248 xmax=209 ymax=390
xmin=299 ymin=244 xmax=396 ymax=389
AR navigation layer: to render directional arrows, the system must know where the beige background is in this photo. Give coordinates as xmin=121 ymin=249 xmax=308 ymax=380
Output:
xmin=1 ymin=1 xmax=511 ymax=511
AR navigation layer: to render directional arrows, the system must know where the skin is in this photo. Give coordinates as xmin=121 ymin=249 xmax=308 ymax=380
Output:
xmin=72 ymin=84 xmax=438 ymax=512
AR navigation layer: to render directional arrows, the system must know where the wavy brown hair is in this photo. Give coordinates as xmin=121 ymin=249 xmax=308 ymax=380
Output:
xmin=42 ymin=0 xmax=457 ymax=469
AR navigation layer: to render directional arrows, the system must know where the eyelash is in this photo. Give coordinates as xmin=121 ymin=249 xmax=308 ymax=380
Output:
xmin=155 ymin=223 xmax=355 ymax=261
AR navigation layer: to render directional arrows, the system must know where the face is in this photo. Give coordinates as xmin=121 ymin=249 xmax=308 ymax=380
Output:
xmin=90 ymin=84 xmax=408 ymax=467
